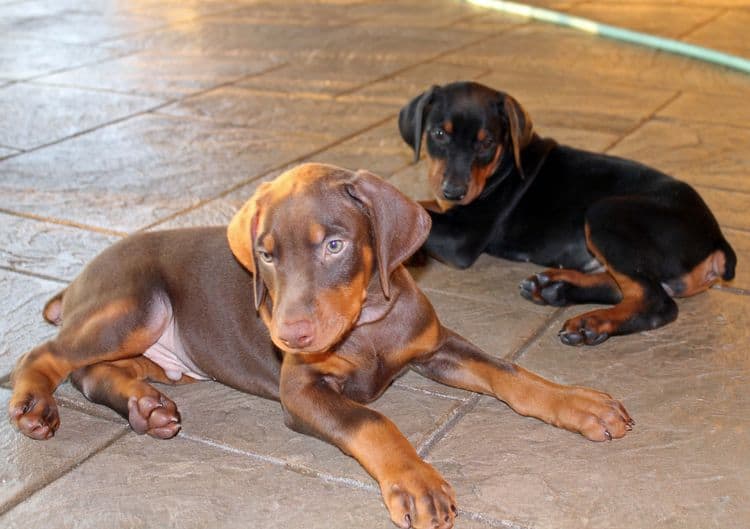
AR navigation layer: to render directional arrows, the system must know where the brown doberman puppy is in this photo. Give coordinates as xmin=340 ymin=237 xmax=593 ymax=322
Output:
xmin=9 ymin=163 xmax=633 ymax=529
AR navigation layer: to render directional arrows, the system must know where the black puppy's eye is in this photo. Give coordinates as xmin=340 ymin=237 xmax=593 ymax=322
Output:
xmin=477 ymin=136 xmax=494 ymax=152
xmin=258 ymin=250 xmax=273 ymax=263
xmin=431 ymin=127 xmax=449 ymax=144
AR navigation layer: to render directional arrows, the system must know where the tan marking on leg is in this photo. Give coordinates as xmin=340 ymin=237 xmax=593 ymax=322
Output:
xmin=541 ymin=268 xmax=618 ymax=289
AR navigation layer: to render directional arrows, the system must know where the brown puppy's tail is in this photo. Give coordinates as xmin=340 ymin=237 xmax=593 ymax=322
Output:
xmin=42 ymin=289 xmax=66 ymax=326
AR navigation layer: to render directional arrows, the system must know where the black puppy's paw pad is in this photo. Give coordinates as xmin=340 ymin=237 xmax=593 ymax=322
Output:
xmin=558 ymin=323 xmax=609 ymax=347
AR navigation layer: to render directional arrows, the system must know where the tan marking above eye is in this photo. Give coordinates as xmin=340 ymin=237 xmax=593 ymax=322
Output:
xmin=477 ymin=129 xmax=488 ymax=141
xmin=443 ymin=120 xmax=453 ymax=134
xmin=308 ymin=223 xmax=325 ymax=245
xmin=261 ymin=234 xmax=275 ymax=253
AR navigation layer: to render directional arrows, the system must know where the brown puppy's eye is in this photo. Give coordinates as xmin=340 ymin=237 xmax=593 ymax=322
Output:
xmin=326 ymin=239 xmax=345 ymax=255
xmin=258 ymin=250 xmax=273 ymax=263
xmin=430 ymin=127 xmax=449 ymax=144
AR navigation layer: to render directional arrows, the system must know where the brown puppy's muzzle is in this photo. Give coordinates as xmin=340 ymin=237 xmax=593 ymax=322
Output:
xmin=276 ymin=317 xmax=315 ymax=350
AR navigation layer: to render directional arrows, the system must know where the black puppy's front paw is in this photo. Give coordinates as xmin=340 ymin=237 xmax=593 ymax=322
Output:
xmin=519 ymin=273 xmax=570 ymax=306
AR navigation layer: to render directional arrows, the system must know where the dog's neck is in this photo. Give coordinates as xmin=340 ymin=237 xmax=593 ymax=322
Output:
xmin=357 ymin=267 xmax=405 ymax=325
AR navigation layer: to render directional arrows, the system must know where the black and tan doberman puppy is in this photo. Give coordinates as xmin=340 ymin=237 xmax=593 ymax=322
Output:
xmin=9 ymin=163 xmax=633 ymax=529
xmin=399 ymin=81 xmax=737 ymax=346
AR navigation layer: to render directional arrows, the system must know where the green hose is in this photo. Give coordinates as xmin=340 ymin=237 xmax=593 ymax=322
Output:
xmin=465 ymin=0 xmax=750 ymax=75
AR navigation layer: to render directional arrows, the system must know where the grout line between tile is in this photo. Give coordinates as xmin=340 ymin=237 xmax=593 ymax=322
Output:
xmin=676 ymin=7 xmax=729 ymax=40
xmin=0 ymin=208 xmax=127 ymax=237
xmin=0 ymin=264 xmax=69 ymax=285
xmin=416 ymin=395 xmax=480 ymax=458
xmin=0 ymin=427 xmax=129 ymax=517
xmin=333 ymin=23 xmax=524 ymax=98
xmin=507 ymin=307 xmax=565 ymax=363
xmin=141 ymin=113 xmax=397 ymax=231
xmin=458 ymin=509 xmax=531 ymax=529
xmin=393 ymin=380 xmax=470 ymax=402
xmin=179 ymin=433 xmax=378 ymax=493
xmin=0 ymin=62 xmax=289 ymax=164
xmin=603 ymin=90 xmax=683 ymax=153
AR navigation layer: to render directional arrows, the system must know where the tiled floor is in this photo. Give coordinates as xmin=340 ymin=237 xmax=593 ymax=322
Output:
xmin=1 ymin=1 xmax=749 ymax=528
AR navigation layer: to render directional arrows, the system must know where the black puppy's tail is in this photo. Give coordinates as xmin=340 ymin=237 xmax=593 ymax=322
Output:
xmin=43 ymin=289 xmax=66 ymax=326
xmin=718 ymin=239 xmax=737 ymax=281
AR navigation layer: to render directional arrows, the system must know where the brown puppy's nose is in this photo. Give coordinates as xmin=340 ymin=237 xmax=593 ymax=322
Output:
xmin=278 ymin=319 xmax=315 ymax=349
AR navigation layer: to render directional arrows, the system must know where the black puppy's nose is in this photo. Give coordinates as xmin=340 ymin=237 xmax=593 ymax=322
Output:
xmin=278 ymin=319 xmax=315 ymax=349
xmin=442 ymin=182 xmax=466 ymax=201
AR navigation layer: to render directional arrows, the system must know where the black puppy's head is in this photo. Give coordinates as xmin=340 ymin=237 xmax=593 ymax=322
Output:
xmin=398 ymin=81 xmax=533 ymax=209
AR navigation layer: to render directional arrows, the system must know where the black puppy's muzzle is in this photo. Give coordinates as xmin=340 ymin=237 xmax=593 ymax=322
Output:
xmin=441 ymin=182 xmax=467 ymax=201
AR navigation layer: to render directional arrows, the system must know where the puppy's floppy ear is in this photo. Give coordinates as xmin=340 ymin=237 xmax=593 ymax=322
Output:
xmin=344 ymin=169 xmax=431 ymax=299
xmin=227 ymin=186 xmax=269 ymax=311
xmin=502 ymin=93 xmax=534 ymax=179
xmin=399 ymin=85 xmax=439 ymax=163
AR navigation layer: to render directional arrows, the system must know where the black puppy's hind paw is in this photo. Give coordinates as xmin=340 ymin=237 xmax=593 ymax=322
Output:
xmin=519 ymin=273 xmax=570 ymax=306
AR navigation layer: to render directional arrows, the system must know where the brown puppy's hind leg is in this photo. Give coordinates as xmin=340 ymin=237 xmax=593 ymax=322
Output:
xmin=9 ymin=293 xmax=170 ymax=440
xmin=71 ymin=356 xmax=192 ymax=439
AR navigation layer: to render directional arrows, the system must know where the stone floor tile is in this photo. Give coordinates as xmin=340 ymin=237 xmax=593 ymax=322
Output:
xmin=428 ymin=290 xmax=750 ymax=529
xmin=159 ymin=87 xmax=395 ymax=140
xmin=109 ymin=19 xmax=479 ymax=62
xmin=437 ymin=10 xmax=528 ymax=33
xmin=0 ymin=1 xmax=162 ymax=46
xmin=0 ymin=388 xmax=127 ymax=515
xmin=0 ymin=35 xmax=126 ymax=80
xmin=569 ymin=2 xmax=720 ymax=38
xmin=0 ymin=270 xmax=63 ymax=379
xmin=215 ymin=2 xmax=372 ymax=27
xmin=342 ymin=61 xmax=490 ymax=104
xmin=0 ymin=146 xmax=19 ymax=159
xmin=0 ymin=82 xmax=163 ymax=150
xmin=479 ymin=69 xmax=677 ymax=135
xmin=237 ymin=57 xmax=410 ymax=97
xmin=0 ymin=114 xmax=311 ymax=233
xmin=0 ymin=430 xmax=498 ymax=529
xmin=685 ymin=9 xmax=750 ymax=58
xmin=441 ymin=23 xmax=750 ymax=97
xmin=0 ymin=213 xmax=120 ymax=281
xmin=658 ymin=91 xmax=750 ymax=129
xmin=349 ymin=0 xmax=484 ymax=29
xmin=35 ymin=52 xmax=284 ymax=99
xmin=305 ymin=118 xmax=413 ymax=178
xmin=610 ymin=119 xmax=750 ymax=194
xmin=106 ymin=19 xmax=352 ymax=58
xmin=83 ymin=381 xmax=465 ymax=486
xmin=720 ymin=228 xmax=750 ymax=292
xmin=695 ymin=186 xmax=750 ymax=232
xmin=415 ymin=261 xmax=553 ymax=352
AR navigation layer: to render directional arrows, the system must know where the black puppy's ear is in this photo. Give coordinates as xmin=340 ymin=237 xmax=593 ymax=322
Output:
xmin=399 ymin=85 xmax=439 ymax=163
xmin=344 ymin=170 xmax=431 ymax=299
xmin=502 ymin=94 xmax=534 ymax=179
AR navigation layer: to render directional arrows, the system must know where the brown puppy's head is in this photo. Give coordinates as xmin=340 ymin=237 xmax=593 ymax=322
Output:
xmin=228 ymin=163 xmax=430 ymax=356
xmin=398 ymin=81 xmax=534 ymax=209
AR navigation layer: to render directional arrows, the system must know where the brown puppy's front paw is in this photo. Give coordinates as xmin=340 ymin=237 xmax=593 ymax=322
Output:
xmin=381 ymin=461 xmax=457 ymax=529
xmin=127 ymin=394 xmax=181 ymax=439
xmin=558 ymin=314 xmax=610 ymax=346
xmin=9 ymin=392 xmax=60 ymax=440
xmin=555 ymin=387 xmax=634 ymax=442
